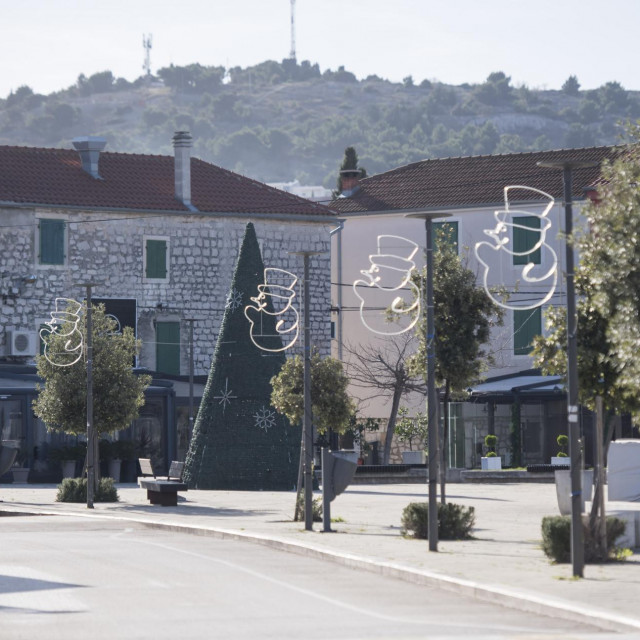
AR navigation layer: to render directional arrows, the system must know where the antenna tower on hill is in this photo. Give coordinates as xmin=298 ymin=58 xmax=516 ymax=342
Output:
xmin=289 ymin=0 xmax=296 ymax=61
xmin=143 ymin=34 xmax=153 ymax=77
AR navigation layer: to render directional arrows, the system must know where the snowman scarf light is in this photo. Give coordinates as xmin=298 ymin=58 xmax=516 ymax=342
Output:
xmin=474 ymin=185 xmax=558 ymax=311
xmin=245 ymin=268 xmax=300 ymax=352
xmin=39 ymin=297 xmax=85 ymax=366
xmin=353 ymin=235 xmax=421 ymax=335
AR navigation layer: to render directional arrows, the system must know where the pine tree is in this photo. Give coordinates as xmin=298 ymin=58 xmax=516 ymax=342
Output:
xmin=183 ymin=223 xmax=300 ymax=490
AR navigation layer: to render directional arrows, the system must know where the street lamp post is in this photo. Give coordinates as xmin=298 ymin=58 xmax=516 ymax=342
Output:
xmin=407 ymin=212 xmax=450 ymax=552
xmin=185 ymin=318 xmax=196 ymax=439
xmin=537 ymin=159 xmax=598 ymax=578
xmin=290 ymin=250 xmax=323 ymax=531
xmin=75 ymin=282 xmax=98 ymax=509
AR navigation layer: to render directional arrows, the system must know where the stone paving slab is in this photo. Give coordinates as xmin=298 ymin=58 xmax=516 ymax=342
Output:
xmin=1 ymin=482 xmax=639 ymax=633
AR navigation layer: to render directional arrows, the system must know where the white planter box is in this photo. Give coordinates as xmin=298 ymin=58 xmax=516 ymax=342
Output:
xmin=108 ymin=459 xmax=122 ymax=482
xmin=481 ymin=456 xmax=502 ymax=470
xmin=554 ymin=469 xmax=593 ymax=515
xmin=551 ymin=456 xmax=570 ymax=466
xmin=62 ymin=460 xmax=76 ymax=478
xmin=402 ymin=451 xmax=426 ymax=465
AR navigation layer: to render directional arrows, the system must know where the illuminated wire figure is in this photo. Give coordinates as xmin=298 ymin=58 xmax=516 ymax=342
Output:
xmin=40 ymin=298 xmax=84 ymax=366
xmin=353 ymin=235 xmax=421 ymax=335
xmin=245 ymin=268 xmax=300 ymax=352
xmin=475 ymin=185 xmax=558 ymax=311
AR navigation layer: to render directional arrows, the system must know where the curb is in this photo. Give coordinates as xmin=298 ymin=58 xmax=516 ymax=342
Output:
xmin=3 ymin=504 xmax=639 ymax=634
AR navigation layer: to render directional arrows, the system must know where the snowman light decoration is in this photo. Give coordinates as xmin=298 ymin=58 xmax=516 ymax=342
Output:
xmin=40 ymin=297 xmax=84 ymax=366
xmin=353 ymin=235 xmax=421 ymax=335
xmin=245 ymin=268 xmax=300 ymax=352
xmin=475 ymin=185 xmax=558 ymax=311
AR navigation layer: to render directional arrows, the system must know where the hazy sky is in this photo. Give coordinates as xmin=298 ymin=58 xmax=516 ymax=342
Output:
xmin=2 ymin=0 xmax=636 ymax=99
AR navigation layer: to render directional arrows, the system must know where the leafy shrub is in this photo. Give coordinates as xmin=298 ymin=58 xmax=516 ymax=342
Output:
xmin=401 ymin=502 xmax=475 ymax=540
xmin=556 ymin=434 xmax=569 ymax=456
xmin=56 ymin=477 xmax=119 ymax=503
xmin=484 ymin=434 xmax=498 ymax=456
xmin=541 ymin=515 xmax=627 ymax=563
xmin=296 ymin=494 xmax=322 ymax=522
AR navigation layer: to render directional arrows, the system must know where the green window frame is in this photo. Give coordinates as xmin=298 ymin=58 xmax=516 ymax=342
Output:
xmin=434 ymin=221 xmax=458 ymax=253
xmin=145 ymin=238 xmax=168 ymax=279
xmin=513 ymin=308 xmax=542 ymax=355
xmin=39 ymin=219 xmax=66 ymax=265
xmin=512 ymin=216 xmax=541 ymax=265
xmin=156 ymin=322 xmax=180 ymax=375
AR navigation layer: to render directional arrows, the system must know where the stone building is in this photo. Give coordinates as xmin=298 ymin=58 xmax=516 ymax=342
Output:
xmin=0 ymin=133 xmax=336 ymax=479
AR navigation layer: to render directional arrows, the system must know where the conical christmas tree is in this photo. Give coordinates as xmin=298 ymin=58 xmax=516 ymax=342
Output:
xmin=183 ymin=223 xmax=300 ymax=490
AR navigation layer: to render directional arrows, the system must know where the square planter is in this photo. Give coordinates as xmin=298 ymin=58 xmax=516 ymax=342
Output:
xmin=12 ymin=467 xmax=30 ymax=483
xmin=551 ymin=456 xmax=570 ymax=466
xmin=554 ymin=469 xmax=593 ymax=515
xmin=402 ymin=451 xmax=426 ymax=465
xmin=481 ymin=456 xmax=502 ymax=470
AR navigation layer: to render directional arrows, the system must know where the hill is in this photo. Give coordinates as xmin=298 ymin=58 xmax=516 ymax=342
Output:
xmin=0 ymin=61 xmax=637 ymax=188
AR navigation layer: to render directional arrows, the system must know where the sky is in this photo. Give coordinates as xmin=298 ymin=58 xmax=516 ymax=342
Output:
xmin=2 ymin=0 xmax=638 ymax=99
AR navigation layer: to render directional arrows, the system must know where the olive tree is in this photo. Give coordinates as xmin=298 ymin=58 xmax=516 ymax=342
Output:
xmin=34 ymin=302 xmax=150 ymax=474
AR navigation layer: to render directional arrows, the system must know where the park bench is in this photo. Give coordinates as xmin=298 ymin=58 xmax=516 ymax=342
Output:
xmin=138 ymin=458 xmax=188 ymax=506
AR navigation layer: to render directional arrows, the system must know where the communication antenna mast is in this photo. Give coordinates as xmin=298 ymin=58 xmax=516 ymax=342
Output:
xmin=142 ymin=34 xmax=153 ymax=77
xmin=289 ymin=0 xmax=296 ymax=61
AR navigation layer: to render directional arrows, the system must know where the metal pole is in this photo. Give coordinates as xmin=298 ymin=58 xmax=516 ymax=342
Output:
xmin=85 ymin=285 xmax=95 ymax=509
xmin=303 ymin=253 xmax=313 ymax=531
xmin=187 ymin=319 xmax=195 ymax=438
xmin=538 ymin=158 xmax=598 ymax=577
xmin=595 ymin=395 xmax=607 ymax=560
xmin=561 ymin=166 xmax=584 ymax=577
xmin=425 ymin=217 xmax=439 ymax=551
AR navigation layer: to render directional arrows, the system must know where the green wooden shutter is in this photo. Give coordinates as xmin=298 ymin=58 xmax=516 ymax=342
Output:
xmin=146 ymin=239 xmax=167 ymax=279
xmin=156 ymin=322 xmax=180 ymax=375
xmin=513 ymin=216 xmax=541 ymax=265
xmin=434 ymin=221 xmax=458 ymax=253
xmin=513 ymin=308 xmax=541 ymax=355
xmin=39 ymin=219 xmax=65 ymax=265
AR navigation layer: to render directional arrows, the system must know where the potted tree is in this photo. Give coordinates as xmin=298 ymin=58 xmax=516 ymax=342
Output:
xmin=395 ymin=408 xmax=428 ymax=465
xmin=481 ymin=434 xmax=501 ymax=470
xmin=551 ymin=434 xmax=569 ymax=465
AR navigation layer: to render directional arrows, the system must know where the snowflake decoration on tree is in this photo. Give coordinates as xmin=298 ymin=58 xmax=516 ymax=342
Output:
xmin=254 ymin=406 xmax=277 ymax=432
xmin=225 ymin=288 xmax=243 ymax=313
xmin=213 ymin=378 xmax=237 ymax=413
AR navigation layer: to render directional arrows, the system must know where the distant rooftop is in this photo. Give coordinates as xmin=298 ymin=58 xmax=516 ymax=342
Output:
xmin=0 ymin=144 xmax=334 ymax=218
xmin=331 ymin=146 xmax=621 ymax=214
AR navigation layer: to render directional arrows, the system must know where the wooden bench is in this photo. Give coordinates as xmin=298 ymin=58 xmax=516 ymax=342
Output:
xmin=138 ymin=458 xmax=188 ymax=506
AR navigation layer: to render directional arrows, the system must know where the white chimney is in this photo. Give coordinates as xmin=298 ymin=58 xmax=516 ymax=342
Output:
xmin=173 ymin=131 xmax=193 ymax=209
xmin=72 ymin=136 xmax=107 ymax=179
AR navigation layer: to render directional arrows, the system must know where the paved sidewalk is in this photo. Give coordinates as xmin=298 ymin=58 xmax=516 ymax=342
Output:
xmin=1 ymin=481 xmax=639 ymax=633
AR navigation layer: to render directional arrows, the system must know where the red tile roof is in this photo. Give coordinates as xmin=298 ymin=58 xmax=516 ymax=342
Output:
xmin=0 ymin=145 xmax=333 ymax=217
xmin=331 ymin=146 xmax=621 ymax=214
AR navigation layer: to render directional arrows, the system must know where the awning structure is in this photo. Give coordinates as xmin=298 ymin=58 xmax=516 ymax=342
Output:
xmin=468 ymin=370 xmax=564 ymax=404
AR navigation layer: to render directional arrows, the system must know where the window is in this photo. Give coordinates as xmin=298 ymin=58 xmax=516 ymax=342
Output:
xmin=512 ymin=216 xmax=541 ymax=265
xmin=145 ymin=237 xmax=168 ymax=280
xmin=434 ymin=221 xmax=458 ymax=253
xmin=156 ymin=322 xmax=180 ymax=375
xmin=513 ymin=308 xmax=541 ymax=355
xmin=38 ymin=218 xmax=66 ymax=265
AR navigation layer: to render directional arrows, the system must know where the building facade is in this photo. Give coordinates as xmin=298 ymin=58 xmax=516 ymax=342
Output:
xmin=330 ymin=146 xmax=620 ymax=467
xmin=0 ymin=133 xmax=336 ymax=479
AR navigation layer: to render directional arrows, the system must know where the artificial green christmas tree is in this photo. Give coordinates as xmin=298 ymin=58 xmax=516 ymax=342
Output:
xmin=183 ymin=223 xmax=300 ymax=490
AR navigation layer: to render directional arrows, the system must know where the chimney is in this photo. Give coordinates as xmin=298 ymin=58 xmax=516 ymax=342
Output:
xmin=339 ymin=169 xmax=362 ymax=196
xmin=173 ymin=130 xmax=194 ymax=209
xmin=72 ymin=136 xmax=107 ymax=179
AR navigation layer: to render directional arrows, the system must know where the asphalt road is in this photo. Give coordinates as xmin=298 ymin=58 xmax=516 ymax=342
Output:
xmin=0 ymin=514 xmax=622 ymax=640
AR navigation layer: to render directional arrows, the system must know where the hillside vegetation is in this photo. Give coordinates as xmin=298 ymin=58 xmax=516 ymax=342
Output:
xmin=1 ymin=60 xmax=637 ymax=187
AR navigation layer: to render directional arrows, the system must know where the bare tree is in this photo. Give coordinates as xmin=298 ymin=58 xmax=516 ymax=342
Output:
xmin=344 ymin=333 xmax=426 ymax=464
